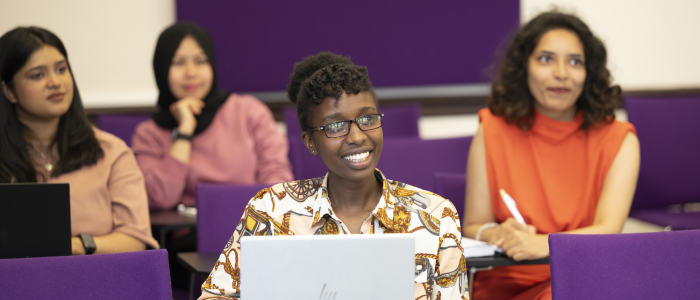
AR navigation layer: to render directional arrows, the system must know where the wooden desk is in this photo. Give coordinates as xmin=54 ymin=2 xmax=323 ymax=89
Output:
xmin=149 ymin=210 xmax=196 ymax=249
xmin=465 ymin=255 xmax=550 ymax=299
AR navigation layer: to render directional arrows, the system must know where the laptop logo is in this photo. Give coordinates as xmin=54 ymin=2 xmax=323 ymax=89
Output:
xmin=318 ymin=283 xmax=337 ymax=299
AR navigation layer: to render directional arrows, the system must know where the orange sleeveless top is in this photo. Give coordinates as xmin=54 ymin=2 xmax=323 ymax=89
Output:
xmin=477 ymin=108 xmax=635 ymax=285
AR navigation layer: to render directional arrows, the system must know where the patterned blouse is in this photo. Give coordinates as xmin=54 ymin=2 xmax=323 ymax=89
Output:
xmin=200 ymin=170 xmax=469 ymax=300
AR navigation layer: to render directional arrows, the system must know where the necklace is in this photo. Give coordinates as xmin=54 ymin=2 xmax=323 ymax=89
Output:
xmin=30 ymin=144 xmax=53 ymax=172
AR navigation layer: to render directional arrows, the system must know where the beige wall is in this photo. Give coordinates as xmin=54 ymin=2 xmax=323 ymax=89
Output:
xmin=522 ymin=0 xmax=700 ymax=90
xmin=0 ymin=0 xmax=174 ymax=108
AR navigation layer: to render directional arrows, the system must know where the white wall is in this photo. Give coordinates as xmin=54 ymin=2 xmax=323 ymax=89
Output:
xmin=0 ymin=0 xmax=174 ymax=108
xmin=521 ymin=0 xmax=700 ymax=90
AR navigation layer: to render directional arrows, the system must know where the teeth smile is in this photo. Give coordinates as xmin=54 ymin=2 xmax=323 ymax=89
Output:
xmin=343 ymin=151 xmax=370 ymax=163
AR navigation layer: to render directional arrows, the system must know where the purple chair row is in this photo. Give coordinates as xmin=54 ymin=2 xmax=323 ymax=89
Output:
xmin=549 ymin=229 xmax=700 ymax=300
xmin=625 ymin=96 xmax=700 ymax=230
xmin=289 ymin=136 xmax=472 ymax=192
xmin=0 ymin=249 xmax=172 ymax=299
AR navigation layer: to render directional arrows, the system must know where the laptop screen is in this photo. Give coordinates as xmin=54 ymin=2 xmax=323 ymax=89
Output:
xmin=0 ymin=183 xmax=71 ymax=259
xmin=240 ymin=234 xmax=415 ymax=300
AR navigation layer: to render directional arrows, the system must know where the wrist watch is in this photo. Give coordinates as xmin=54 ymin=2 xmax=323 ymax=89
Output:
xmin=172 ymin=128 xmax=192 ymax=141
xmin=79 ymin=233 xmax=96 ymax=255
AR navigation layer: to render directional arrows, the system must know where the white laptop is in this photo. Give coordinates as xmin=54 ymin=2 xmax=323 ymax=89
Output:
xmin=240 ymin=234 xmax=415 ymax=300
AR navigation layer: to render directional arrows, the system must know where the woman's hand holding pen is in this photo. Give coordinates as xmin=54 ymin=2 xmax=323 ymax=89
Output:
xmin=493 ymin=218 xmax=549 ymax=261
xmin=483 ymin=218 xmax=534 ymax=245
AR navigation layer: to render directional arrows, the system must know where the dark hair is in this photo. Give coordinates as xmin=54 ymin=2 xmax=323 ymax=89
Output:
xmin=489 ymin=11 xmax=620 ymax=131
xmin=0 ymin=26 xmax=103 ymax=183
xmin=151 ymin=22 xmax=229 ymax=135
xmin=287 ymin=52 xmax=375 ymax=131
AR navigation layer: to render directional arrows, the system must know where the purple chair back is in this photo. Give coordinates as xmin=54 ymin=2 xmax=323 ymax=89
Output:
xmin=549 ymin=230 xmax=700 ymax=300
xmin=0 ymin=249 xmax=172 ymax=299
xmin=289 ymin=136 xmax=471 ymax=191
xmin=625 ymin=96 xmax=700 ymax=209
xmin=283 ymin=102 xmax=422 ymax=141
xmin=378 ymin=137 xmax=471 ymax=191
xmin=196 ymin=183 xmax=270 ymax=253
xmin=433 ymin=172 xmax=467 ymax=222
xmin=96 ymin=113 xmax=152 ymax=147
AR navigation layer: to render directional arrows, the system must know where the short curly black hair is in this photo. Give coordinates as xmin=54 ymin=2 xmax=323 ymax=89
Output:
xmin=489 ymin=11 xmax=620 ymax=131
xmin=287 ymin=52 xmax=375 ymax=131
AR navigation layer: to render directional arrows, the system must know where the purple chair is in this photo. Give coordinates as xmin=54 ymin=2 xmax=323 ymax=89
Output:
xmin=288 ymin=137 xmax=326 ymax=180
xmin=625 ymin=96 xmax=700 ymax=230
xmin=283 ymin=102 xmax=421 ymax=141
xmin=433 ymin=172 xmax=467 ymax=223
xmin=96 ymin=113 xmax=152 ymax=147
xmin=196 ymin=183 xmax=270 ymax=253
xmin=378 ymin=136 xmax=471 ymax=191
xmin=549 ymin=230 xmax=700 ymax=300
xmin=289 ymin=136 xmax=471 ymax=191
xmin=0 ymin=249 xmax=172 ymax=299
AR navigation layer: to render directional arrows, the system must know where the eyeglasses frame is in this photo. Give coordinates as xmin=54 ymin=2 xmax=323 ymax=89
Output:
xmin=309 ymin=113 xmax=385 ymax=138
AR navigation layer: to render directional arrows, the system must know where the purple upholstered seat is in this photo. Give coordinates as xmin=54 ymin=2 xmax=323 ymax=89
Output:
xmin=0 ymin=249 xmax=172 ymax=299
xmin=433 ymin=172 xmax=467 ymax=221
xmin=549 ymin=230 xmax=700 ymax=300
xmin=283 ymin=102 xmax=421 ymax=141
xmin=625 ymin=96 xmax=700 ymax=229
xmin=289 ymin=136 xmax=471 ymax=192
xmin=96 ymin=113 xmax=152 ymax=147
xmin=196 ymin=183 xmax=270 ymax=253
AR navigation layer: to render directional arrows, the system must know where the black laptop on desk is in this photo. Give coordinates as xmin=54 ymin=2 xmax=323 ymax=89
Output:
xmin=0 ymin=183 xmax=72 ymax=259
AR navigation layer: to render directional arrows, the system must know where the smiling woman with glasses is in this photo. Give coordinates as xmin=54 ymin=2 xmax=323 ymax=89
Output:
xmin=195 ymin=52 xmax=469 ymax=300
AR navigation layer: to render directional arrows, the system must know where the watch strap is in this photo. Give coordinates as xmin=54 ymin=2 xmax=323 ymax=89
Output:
xmin=172 ymin=128 xmax=192 ymax=141
xmin=79 ymin=233 xmax=97 ymax=255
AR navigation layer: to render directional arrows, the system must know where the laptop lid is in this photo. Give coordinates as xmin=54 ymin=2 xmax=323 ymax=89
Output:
xmin=0 ymin=183 xmax=71 ymax=259
xmin=241 ymin=234 xmax=415 ymax=300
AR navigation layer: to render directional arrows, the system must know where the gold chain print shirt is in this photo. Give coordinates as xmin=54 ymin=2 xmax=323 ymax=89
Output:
xmin=201 ymin=170 xmax=469 ymax=300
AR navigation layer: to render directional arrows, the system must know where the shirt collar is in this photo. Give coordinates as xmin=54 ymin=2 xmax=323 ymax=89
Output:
xmin=310 ymin=169 xmax=398 ymax=227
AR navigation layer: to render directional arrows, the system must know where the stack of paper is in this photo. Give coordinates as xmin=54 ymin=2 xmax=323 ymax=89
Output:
xmin=461 ymin=237 xmax=497 ymax=258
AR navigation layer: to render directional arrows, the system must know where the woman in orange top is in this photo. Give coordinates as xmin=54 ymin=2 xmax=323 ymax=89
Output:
xmin=462 ymin=11 xmax=640 ymax=300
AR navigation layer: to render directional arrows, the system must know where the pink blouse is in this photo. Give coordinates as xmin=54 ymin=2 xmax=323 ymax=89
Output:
xmin=33 ymin=128 xmax=159 ymax=249
xmin=132 ymin=93 xmax=293 ymax=210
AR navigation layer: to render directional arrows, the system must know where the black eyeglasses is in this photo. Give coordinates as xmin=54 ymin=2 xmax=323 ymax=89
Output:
xmin=310 ymin=113 xmax=384 ymax=138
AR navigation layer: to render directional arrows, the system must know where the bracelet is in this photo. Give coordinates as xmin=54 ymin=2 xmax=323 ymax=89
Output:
xmin=475 ymin=222 xmax=500 ymax=242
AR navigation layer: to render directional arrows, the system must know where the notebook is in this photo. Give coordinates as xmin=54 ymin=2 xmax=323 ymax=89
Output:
xmin=461 ymin=237 xmax=498 ymax=258
xmin=240 ymin=234 xmax=415 ymax=300
xmin=0 ymin=183 xmax=72 ymax=259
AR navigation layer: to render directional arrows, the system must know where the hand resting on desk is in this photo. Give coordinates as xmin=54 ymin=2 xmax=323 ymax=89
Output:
xmin=485 ymin=218 xmax=548 ymax=262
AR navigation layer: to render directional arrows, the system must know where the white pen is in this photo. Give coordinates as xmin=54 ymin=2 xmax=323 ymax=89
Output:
xmin=499 ymin=189 xmax=526 ymax=226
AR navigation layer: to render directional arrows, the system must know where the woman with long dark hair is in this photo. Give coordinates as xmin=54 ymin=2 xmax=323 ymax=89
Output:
xmin=462 ymin=11 xmax=640 ymax=299
xmin=132 ymin=22 xmax=293 ymax=210
xmin=0 ymin=26 xmax=158 ymax=254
